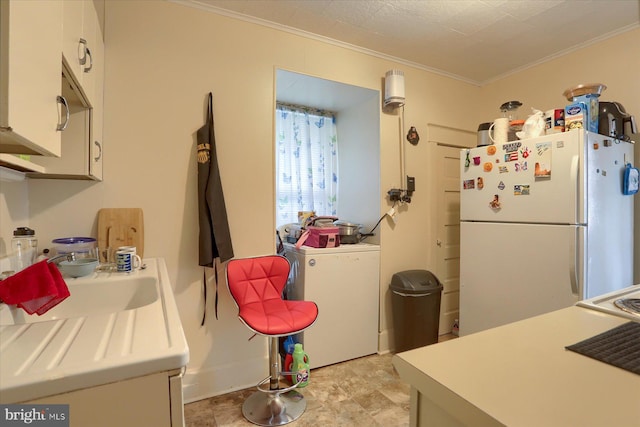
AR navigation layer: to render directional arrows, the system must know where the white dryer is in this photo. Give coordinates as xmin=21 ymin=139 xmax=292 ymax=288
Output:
xmin=283 ymin=242 xmax=380 ymax=369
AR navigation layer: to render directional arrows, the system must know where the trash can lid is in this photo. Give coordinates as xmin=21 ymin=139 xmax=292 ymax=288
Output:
xmin=390 ymin=270 xmax=443 ymax=294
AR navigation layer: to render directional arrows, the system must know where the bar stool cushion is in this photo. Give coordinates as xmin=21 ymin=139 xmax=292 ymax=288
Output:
xmin=227 ymin=256 xmax=318 ymax=336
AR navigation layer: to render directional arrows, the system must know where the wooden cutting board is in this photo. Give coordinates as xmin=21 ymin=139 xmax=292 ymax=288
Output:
xmin=97 ymin=208 xmax=144 ymax=258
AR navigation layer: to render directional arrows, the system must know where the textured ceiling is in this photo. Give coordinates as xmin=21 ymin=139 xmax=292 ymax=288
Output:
xmin=177 ymin=0 xmax=640 ymax=85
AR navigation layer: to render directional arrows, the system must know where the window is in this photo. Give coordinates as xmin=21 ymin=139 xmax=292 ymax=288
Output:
xmin=275 ymin=103 xmax=338 ymax=227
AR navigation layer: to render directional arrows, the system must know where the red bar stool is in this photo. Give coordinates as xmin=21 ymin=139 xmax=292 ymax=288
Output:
xmin=226 ymin=255 xmax=318 ymax=426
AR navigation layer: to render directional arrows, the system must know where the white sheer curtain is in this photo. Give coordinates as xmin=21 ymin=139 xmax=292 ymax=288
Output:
xmin=275 ymin=103 xmax=338 ymax=227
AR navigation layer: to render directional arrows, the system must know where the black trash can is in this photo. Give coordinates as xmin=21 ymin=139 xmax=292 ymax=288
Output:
xmin=390 ymin=270 xmax=443 ymax=352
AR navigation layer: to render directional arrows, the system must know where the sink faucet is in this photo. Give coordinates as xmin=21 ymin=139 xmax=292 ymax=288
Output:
xmin=47 ymin=253 xmax=76 ymax=264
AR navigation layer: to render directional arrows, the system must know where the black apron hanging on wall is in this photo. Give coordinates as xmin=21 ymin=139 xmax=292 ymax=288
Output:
xmin=197 ymin=92 xmax=234 ymax=324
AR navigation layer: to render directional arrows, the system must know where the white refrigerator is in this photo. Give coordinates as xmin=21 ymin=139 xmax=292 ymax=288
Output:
xmin=459 ymin=130 xmax=634 ymax=335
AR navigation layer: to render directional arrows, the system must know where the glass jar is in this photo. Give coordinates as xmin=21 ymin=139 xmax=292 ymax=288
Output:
xmin=11 ymin=227 xmax=38 ymax=272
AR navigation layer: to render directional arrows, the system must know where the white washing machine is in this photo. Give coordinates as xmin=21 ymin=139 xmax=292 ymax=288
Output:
xmin=283 ymin=242 xmax=380 ymax=369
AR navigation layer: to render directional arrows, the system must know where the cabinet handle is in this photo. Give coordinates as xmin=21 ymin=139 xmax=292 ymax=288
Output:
xmin=84 ymin=47 xmax=93 ymax=73
xmin=56 ymin=96 xmax=70 ymax=131
xmin=94 ymin=140 xmax=102 ymax=161
xmin=78 ymin=38 xmax=87 ymax=65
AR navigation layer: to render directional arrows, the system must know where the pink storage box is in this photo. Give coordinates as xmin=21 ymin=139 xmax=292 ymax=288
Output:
xmin=296 ymin=226 xmax=340 ymax=248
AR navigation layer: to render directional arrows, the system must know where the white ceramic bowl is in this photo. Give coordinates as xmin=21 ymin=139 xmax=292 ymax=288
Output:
xmin=58 ymin=258 xmax=99 ymax=278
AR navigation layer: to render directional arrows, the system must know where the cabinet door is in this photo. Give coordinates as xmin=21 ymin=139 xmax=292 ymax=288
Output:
xmin=80 ymin=0 xmax=99 ymax=107
xmin=0 ymin=0 xmax=63 ymax=157
xmin=89 ymin=8 xmax=104 ymax=180
xmin=62 ymin=0 xmax=84 ymax=84
xmin=28 ymin=70 xmax=93 ymax=179
xmin=61 ymin=0 xmax=100 ymax=108
xmin=25 ymin=372 xmax=173 ymax=427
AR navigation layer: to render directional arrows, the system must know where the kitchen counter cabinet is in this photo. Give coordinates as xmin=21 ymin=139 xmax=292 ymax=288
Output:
xmin=392 ymin=306 xmax=640 ymax=427
xmin=25 ymin=369 xmax=184 ymax=427
xmin=0 ymin=0 xmax=64 ymax=157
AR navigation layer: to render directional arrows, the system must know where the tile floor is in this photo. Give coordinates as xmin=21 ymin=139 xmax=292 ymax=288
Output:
xmin=185 ymin=335 xmax=456 ymax=427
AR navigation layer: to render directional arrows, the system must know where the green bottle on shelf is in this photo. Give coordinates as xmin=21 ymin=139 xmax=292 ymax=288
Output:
xmin=290 ymin=343 xmax=310 ymax=388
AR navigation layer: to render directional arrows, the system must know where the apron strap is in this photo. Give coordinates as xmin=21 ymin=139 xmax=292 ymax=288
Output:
xmin=200 ymin=260 xmax=221 ymax=326
xmin=208 ymin=92 xmax=213 ymax=125
xmin=201 ymin=268 xmax=207 ymax=325
xmin=214 ymin=261 xmax=219 ymax=320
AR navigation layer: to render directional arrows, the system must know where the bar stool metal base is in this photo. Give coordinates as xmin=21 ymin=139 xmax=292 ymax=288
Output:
xmin=242 ymin=389 xmax=306 ymax=426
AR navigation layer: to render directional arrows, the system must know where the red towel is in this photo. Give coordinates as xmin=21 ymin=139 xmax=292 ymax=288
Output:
xmin=0 ymin=260 xmax=70 ymax=315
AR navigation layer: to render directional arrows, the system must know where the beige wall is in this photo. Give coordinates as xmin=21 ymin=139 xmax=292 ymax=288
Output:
xmin=0 ymin=179 xmax=29 ymax=258
xmin=3 ymin=0 xmax=637 ymax=401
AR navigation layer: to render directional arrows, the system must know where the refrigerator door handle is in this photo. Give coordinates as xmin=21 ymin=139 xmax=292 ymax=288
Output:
xmin=569 ymin=228 xmax=580 ymax=296
xmin=569 ymin=233 xmax=578 ymax=295
xmin=570 ymin=154 xmax=581 ymax=223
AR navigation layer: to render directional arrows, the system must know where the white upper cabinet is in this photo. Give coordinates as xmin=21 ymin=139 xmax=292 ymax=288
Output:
xmin=2 ymin=0 xmax=104 ymax=180
xmin=29 ymin=68 xmax=98 ymax=180
xmin=62 ymin=0 xmax=84 ymax=87
xmin=89 ymin=18 xmax=104 ymax=181
xmin=62 ymin=0 xmax=101 ymax=108
xmin=0 ymin=0 xmax=64 ymax=157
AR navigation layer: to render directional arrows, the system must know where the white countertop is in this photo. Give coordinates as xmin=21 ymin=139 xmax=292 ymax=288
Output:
xmin=393 ymin=306 xmax=640 ymax=427
xmin=0 ymin=258 xmax=189 ymax=403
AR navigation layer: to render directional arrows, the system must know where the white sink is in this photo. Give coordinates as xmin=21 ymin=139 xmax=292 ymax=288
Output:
xmin=0 ymin=258 xmax=189 ymax=404
xmin=0 ymin=276 xmax=158 ymax=326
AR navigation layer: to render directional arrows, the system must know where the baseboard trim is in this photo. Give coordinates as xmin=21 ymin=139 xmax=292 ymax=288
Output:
xmin=378 ymin=329 xmax=392 ymax=354
xmin=182 ymin=354 xmax=268 ymax=403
